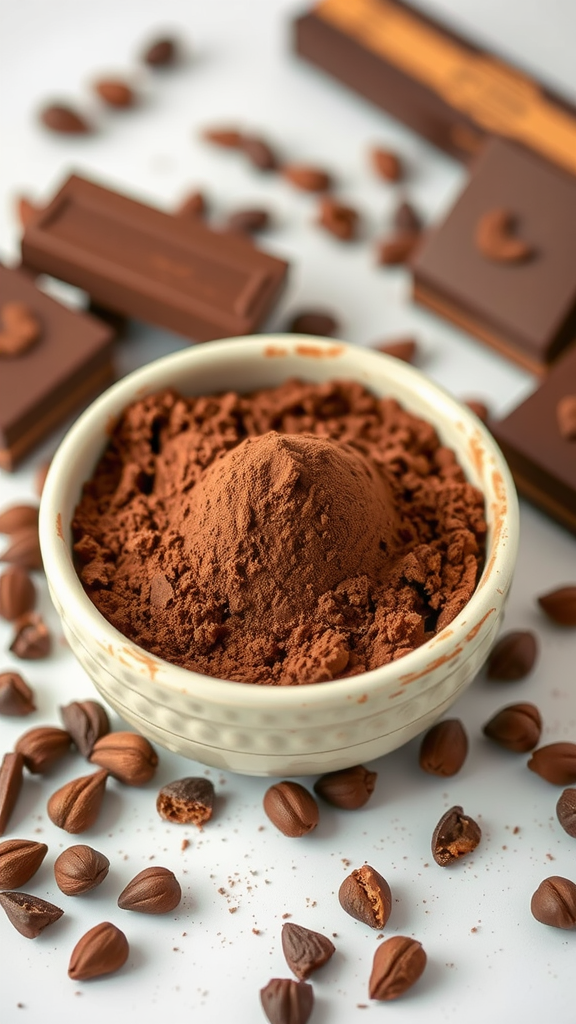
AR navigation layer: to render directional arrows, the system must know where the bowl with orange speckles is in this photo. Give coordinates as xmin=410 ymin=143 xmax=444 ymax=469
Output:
xmin=39 ymin=335 xmax=518 ymax=775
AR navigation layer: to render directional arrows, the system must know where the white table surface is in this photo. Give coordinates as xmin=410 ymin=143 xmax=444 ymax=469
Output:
xmin=1 ymin=2 xmax=576 ymax=1022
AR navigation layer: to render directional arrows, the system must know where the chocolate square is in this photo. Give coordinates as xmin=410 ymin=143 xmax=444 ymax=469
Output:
xmin=412 ymin=138 xmax=576 ymax=374
xmin=0 ymin=264 xmax=115 ymax=470
xmin=492 ymin=345 xmax=576 ymax=534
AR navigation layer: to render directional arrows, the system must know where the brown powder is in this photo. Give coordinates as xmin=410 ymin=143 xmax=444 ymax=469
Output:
xmin=72 ymin=378 xmax=486 ymax=685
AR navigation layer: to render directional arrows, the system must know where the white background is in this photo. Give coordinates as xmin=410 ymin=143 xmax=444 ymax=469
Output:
xmin=1 ymin=1 xmax=576 ymax=1022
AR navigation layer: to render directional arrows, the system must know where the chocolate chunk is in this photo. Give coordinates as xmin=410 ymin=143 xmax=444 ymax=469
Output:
xmin=260 ymin=978 xmax=314 ymax=1024
xmin=281 ymin=922 xmax=335 ymax=980
xmin=0 ymin=671 xmax=36 ymax=716
xmin=475 ymin=208 xmax=534 ymax=263
xmin=531 ymin=876 xmax=576 ymax=929
xmin=482 ymin=703 xmax=542 ymax=752
xmin=0 ymin=301 xmax=41 ymax=356
xmin=338 ymin=864 xmax=391 ymax=928
xmin=556 ymin=789 xmax=576 ymax=838
xmin=432 ymin=805 xmax=481 ymax=866
xmin=527 ymin=743 xmax=576 ymax=785
xmin=371 ymin=147 xmax=403 ymax=182
xmin=486 ymin=630 xmax=538 ymax=681
xmin=0 ymin=890 xmax=63 ymax=938
xmin=0 ymin=752 xmax=24 ymax=835
xmin=419 ymin=719 xmax=468 ymax=776
xmin=288 ymin=311 xmax=339 ymax=336
xmin=10 ymin=613 xmax=51 ymax=659
xmin=538 ymin=586 xmax=576 ymax=625
xmin=60 ymin=699 xmax=110 ymax=757
xmin=39 ymin=104 xmax=90 ymax=134
xmin=21 ymin=174 xmax=288 ymax=345
xmin=156 ymin=777 xmax=215 ymax=825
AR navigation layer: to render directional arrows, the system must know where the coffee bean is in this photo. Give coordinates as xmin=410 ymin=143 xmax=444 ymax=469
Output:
xmin=374 ymin=337 xmax=417 ymax=363
xmin=486 ymin=630 xmax=538 ymax=680
xmin=68 ymin=921 xmax=129 ymax=980
xmin=15 ymin=726 xmax=72 ymax=773
xmin=475 ymin=208 xmax=533 ymax=263
xmin=89 ymin=731 xmax=158 ymax=785
xmin=60 ymin=699 xmax=110 ymax=758
xmin=0 ymin=672 xmax=36 ymax=717
xmin=0 ymin=839 xmax=48 ymax=889
xmin=314 ymin=765 xmax=376 ymax=809
xmin=94 ymin=79 xmax=135 ymax=108
xmin=288 ymin=311 xmax=339 ymax=337
xmin=556 ymin=789 xmax=576 ymax=838
xmin=118 ymin=866 xmax=182 ymax=914
xmin=483 ymin=703 xmax=542 ymax=752
xmin=54 ymin=844 xmax=110 ymax=895
xmin=338 ymin=864 xmax=391 ymax=928
xmin=538 ymin=586 xmax=576 ymax=626
xmin=10 ymin=613 xmax=51 ymax=659
xmin=0 ymin=752 xmax=24 ymax=835
xmin=263 ymin=781 xmax=319 ymax=838
xmin=557 ymin=397 xmax=576 ymax=441
xmin=419 ymin=718 xmax=468 ymax=776
xmin=260 ymin=978 xmax=314 ymax=1024
xmin=282 ymin=164 xmax=332 ymax=192
xmin=431 ymin=805 xmax=481 ymax=866
xmin=527 ymin=743 xmax=576 ymax=785
xmin=0 ymin=890 xmax=63 ymax=938
xmin=281 ymin=922 xmax=335 ymax=980
xmin=39 ymin=104 xmax=91 ymax=134
xmin=531 ymin=876 xmax=576 ymax=929
xmin=47 ymin=769 xmax=108 ymax=833
xmin=156 ymin=777 xmax=215 ymax=825
xmin=369 ymin=935 xmax=426 ymax=1000
xmin=143 ymin=37 xmax=177 ymax=67
xmin=371 ymin=147 xmax=403 ymax=182
xmin=0 ymin=566 xmax=35 ymax=621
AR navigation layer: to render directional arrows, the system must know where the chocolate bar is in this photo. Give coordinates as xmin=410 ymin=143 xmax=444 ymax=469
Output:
xmin=21 ymin=174 xmax=289 ymax=343
xmin=491 ymin=345 xmax=576 ymax=535
xmin=294 ymin=0 xmax=576 ymax=175
xmin=411 ymin=138 xmax=576 ymax=374
xmin=0 ymin=264 xmax=115 ymax=471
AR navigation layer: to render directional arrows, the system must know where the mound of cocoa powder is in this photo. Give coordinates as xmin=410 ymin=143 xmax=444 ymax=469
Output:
xmin=72 ymin=379 xmax=486 ymax=685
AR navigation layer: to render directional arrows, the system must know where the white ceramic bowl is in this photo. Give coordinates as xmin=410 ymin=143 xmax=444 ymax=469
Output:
xmin=39 ymin=335 xmax=518 ymax=776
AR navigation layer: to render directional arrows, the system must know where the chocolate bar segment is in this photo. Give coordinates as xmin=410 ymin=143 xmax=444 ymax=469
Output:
xmin=411 ymin=139 xmax=576 ymax=374
xmin=0 ymin=264 xmax=115 ymax=471
xmin=21 ymin=175 xmax=288 ymax=343
xmin=491 ymin=345 xmax=576 ymax=535
xmin=295 ymin=0 xmax=576 ymax=175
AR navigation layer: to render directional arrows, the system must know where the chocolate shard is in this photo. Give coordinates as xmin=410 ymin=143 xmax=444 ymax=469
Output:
xmin=0 ymin=890 xmax=63 ymax=938
xmin=281 ymin=922 xmax=335 ymax=980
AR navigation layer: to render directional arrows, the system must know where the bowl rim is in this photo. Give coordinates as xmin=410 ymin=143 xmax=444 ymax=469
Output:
xmin=39 ymin=333 xmax=519 ymax=709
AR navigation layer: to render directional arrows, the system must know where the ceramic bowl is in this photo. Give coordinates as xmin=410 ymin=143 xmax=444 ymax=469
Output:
xmin=39 ymin=335 xmax=518 ymax=776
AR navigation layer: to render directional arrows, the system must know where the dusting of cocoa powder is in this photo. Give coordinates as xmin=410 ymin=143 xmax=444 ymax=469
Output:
xmin=72 ymin=379 xmax=486 ymax=685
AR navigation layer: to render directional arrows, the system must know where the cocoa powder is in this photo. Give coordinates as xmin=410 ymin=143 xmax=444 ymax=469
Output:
xmin=72 ymin=379 xmax=486 ymax=685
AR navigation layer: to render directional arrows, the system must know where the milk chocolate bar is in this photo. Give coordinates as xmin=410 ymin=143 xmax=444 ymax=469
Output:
xmin=491 ymin=345 xmax=576 ymax=535
xmin=0 ymin=264 xmax=115 ymax=470
xmin=411 ymin=138 xmax=576 ymax=374
xmin=295 ymin=0 xmax=576 ymax=176
xmin=21 ymin=174 xmax=289 ymax=343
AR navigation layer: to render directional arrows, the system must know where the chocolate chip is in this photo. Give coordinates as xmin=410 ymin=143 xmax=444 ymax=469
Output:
xmin=338 ymin=864 xmax=391 ymax=928
xmin=260 ymin=978 xmax=314 ymax=1024
xmin=557 ymin=396 xmax=576 ymax=441
xmin=531 ymin=876 xmax=576 ymax=929
xmin=39 ymin=104 xmax=91 ymax=134
xmin=486 ymin=630 xmax=538 ymax=680
xmin=482 ymin=703 xmax=542 ymax=752
xmin=556 ymin=789 xmax=576 ymax=838
xmin=369 ymin=935 xmax=426 ymax=1001
xmin=371 ymin=147 xmax=403 ymax=182
xmin=281 ymin=922 xmax=335 ymax=980
xmin=527 ymin=743 xmax=576 ymax=785
xmin=475 ymin=208 xmax=534 ymax=263
xmin=313 ymin=765 xmax=376 ymax=809
xmin=263 ymin=781 xmax=319 ymax=838
xmin=288 ymin=311 xmax=339 ymax=337
xmin=431 ymin=805 xmax=481 ymax=866
xmin=419 ymin=719 xmax=468 ymax=776
xmin=282 ymin=165 xmax=332 ymax=192
xmin=538 ymin=586 xmax=576 ymax=626
xmin=156 ymin=777 xmax=215 ymax=825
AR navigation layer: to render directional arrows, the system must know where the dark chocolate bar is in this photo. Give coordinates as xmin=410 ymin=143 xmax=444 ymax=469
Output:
xmin=491 ymin=345 xmax=576 ymax=535
xmin=295 ymin=0 xmax=576 ymax=175
xmin=0 ymin=264 xmax=115 ymax=470
xmin=21 ymin=174 xmax=289 ymax=343
xmin=411 ymin=138 xmax=576 ymax=374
